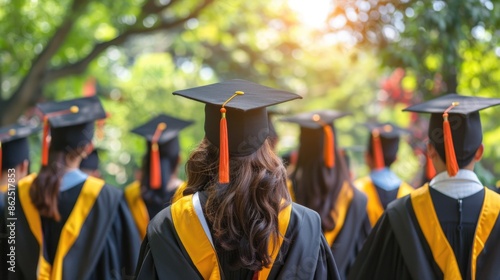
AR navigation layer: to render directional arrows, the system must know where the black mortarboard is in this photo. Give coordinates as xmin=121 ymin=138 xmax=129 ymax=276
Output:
xmin=37 ymin=96 xmax=107 ymax=166
xmin=173 ymin=79 xmax=301 ymax=184
xmin=79 ymin=148 xmax=100 ymax=171
xmin=403 ymin=93 xmax=500 ymax=176
xmin=281 ymin=110 xmax=350 ymax=168
xmin=365 ymin=122 xmax=408 ymax=169
xmin=131 ymin=114 xmax=193 ymax=189
xmin=0 ymin=123 xmax=40 ymax=174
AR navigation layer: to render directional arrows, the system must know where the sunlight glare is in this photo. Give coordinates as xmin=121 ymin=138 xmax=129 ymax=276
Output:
xmin=288 ymin=0 xmax=333 ymax=29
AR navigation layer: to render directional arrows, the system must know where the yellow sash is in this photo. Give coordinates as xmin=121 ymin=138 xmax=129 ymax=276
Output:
xmin=355 ymin=177 xmax=413 ymax=227
xmin=286 ymin=179 xmax=295 ymax=202
xmin=411 ymin=185 xmax=500 ymax=280
xmin=171 ymin=181 xmax=187 ymax=204
xmin=19 ymin=175 xmax=104 ymax=280
xmin=324 ymin=182 xmax=353 ymax=246
xmin=171 ymin=194 xmax=292 ymax=279
xmin=124 ymin=181 xmax=149 ymax=240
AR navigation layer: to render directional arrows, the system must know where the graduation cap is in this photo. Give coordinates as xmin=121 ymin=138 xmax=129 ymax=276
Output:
xmin=403 ymin=93 xmax=500 ymax=176
xmin=37 ymin=96 xmax=107 ymax=166
xmin=281 ymin=110 xmax=350 ymax=168
xmin=364 ymin=122 xmax=408 ymax=170
xmin=173 ymin=79 xmax=301 ymax=184
xmin=131 ymin=114 xmax=194 ymax=189
xmin=0 ymin=123 xmax=40 ymax=177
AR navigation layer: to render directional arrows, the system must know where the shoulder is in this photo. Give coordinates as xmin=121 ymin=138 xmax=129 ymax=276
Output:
xmin=147 ymin=204 xmax=174 ymax=236
xmin=352 ymin=187 xmax=368 ymax=205
xmin=353 ymin=176 xmax=371 ymax=189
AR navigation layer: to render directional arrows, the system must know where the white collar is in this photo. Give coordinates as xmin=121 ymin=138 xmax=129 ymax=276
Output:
xmin=429 ymin=170 xmax=483 ymax=199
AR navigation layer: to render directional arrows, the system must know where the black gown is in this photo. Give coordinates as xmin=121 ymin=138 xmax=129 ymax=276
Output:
xmin=348 ymin=185 xmax=500 ymax=280
xmin=326 ymin=187 xmax=371 ymax=280
xmin=1 ymin=174 xmax=140 ymax=279
xmin=135 ymin=192 xmax=340 ymax=279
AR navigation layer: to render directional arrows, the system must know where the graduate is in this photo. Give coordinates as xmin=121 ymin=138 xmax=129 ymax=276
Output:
xmin=124 ymin=114 xmax=193 ymax=239
xmin=2 ymin=96 xmax=140 ymax=279
xmin=282 ymin=110 xmax=370 ymax=279
xmin=349 ymin=94 xmax=500 ymax=280
xmin=0 ymin=123 xmax=39 ymax=278
xmin=354 ymin=122 xmax=414 ymax=227
xmin=135 ymin=79 xmax=340 ymax=279
xmin=78 ymin=148 xmax=102 ymax=178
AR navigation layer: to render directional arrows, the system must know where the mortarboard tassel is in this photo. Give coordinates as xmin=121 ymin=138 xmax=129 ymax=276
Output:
xmin=150 ymin=122 xmax=167 ymax=190
xmin=219 ymin=91 xmax=244 ymax=184
xmin=41 ymin=106 xmax=80 ymax=166
xmin=425 ymin=151 xmax=436 ymax=180
xmin=443 ymin=102 xmax=459 ymax=177
xmin=313 ymin=114 xmax=335 ymax=168
xmin=371 ymin=129 xmax=385 ymax=170
xmin=41 ymin=118 xmax=50 ymax=166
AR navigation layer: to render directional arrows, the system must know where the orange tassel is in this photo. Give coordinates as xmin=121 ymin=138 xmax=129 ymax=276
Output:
xmin=150 ymin=122 xmax=167 ymax=190
xmin=150 ymin=143 xmax=161 ymax=189
xmin=425 ymin=152 xmax=436 ymax=180
xmin=322 ymin=125 xmax=335 ymax=168
xmin=42 ymin=118 xmax=50 ymax=166
xmin=219 ymin=108 xmax=229 ymax=184
xmin=372 ymin=129 xmax=385 ymax=170
xmin=443 ymin=113 xmax=459 ymax=176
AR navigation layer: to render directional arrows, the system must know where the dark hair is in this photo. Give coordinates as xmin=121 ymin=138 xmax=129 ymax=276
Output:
xmin=30 ymin=146 xmax=83 ymax=221
xmin=182 ymin=138 xmax=290 ymax=271
xmin=291 ymin=127 xmax=352 ymax=232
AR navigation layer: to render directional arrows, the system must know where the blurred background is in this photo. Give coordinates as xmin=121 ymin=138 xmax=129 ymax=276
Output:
xmin=1 ymin=0 xmax=499 ymax=188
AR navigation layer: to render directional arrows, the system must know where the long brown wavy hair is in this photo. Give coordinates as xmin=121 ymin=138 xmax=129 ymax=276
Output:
xmin=30 ymin=146 xmax=85 ymax=221
xmin=182 ymin=137 xmax=290 ymax=271
xmin=290 ymin=125 xmax=352 ymax=232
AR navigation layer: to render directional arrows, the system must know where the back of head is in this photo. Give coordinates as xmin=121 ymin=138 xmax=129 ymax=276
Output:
xmin=403 ymin=93 xmax=500 ymax=176
xmin=174 ymin=79 xmax=300 ymax=270
xmin=32 ymin=96 xmax=106 ymax=221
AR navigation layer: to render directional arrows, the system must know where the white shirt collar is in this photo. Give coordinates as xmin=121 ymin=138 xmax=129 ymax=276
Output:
xmin=429 ymin=170 xmax=483 ymax=199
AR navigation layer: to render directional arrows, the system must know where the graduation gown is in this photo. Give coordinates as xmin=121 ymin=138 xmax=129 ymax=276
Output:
xmin=135 ymin=193 xmax=340 ymax=279
xmin=354 ymin=176 xmax=414 ymax=227
xmin=324 ymin=184 xmax=371 ymax=279
xmin=348 ymin=185 xmax=500 ymax=280
xmin=124 ymin=180 xmax=184 ymax=239
xmin=2 ymin=174 xmax=140 ymax=279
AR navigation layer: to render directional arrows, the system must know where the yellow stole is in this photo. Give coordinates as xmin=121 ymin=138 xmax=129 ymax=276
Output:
xmin=286 ymin=179 xmax=295 ymax=202
xmin=171 ymin=181 xmax=187 ymax=204
xmin=355 ymin=177 xmax=413 ymax=227
xmin=124 ymin=181 xmax=149 ymax=240
xmin=18 ymin=174 xmax=104 ymax=280
xmin=324 ymin=182 xmax=354 ymax=246
xmin=171 ymin=194 xmax=292 ymax=280
xmin=411 ymin=185 xmax=500 ymax=280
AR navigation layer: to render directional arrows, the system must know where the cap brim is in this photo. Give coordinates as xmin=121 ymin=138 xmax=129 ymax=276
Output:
xmin=173 ymin=79 xmax=301 ymax=111
xmin=403 ymin=93 xmax=500 ymax=115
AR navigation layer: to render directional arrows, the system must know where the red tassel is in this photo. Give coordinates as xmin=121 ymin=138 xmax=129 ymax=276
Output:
xmin=323 ymin=125 xmax=335 ymax=168
xmin=42 ymin=118 xmax=50 ymax=166
xmin=425 ymin=152 xmax=436 ymax=180
xmin=443 ymin=114 xmax=459 ymax=177
xmin=372 ymin=129 xmax=385 ymax=170
xmin=252 ymin=271 xmax=259 ymax=280
xmin=150 ymin=122 xmax=167 ymax=190
xmin=219 ymin=108 xmax=229 ymax=184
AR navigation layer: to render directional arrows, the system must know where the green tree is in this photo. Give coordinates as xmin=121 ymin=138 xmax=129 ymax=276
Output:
xmin=0 ymin=0 xmax=214 ymax=125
